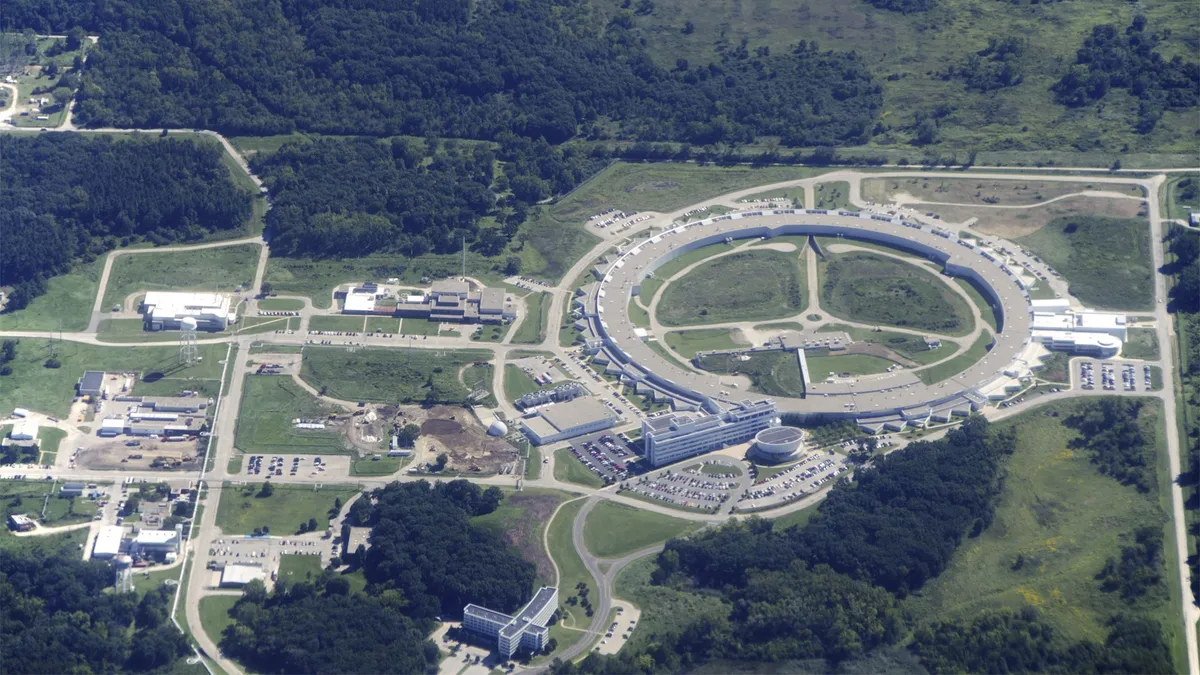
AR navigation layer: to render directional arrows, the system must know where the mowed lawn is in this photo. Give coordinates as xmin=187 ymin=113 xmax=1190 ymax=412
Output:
xmin=906 ymin=399 xmax=1186 ymax=669
xmin=582 ymin=501 xmax=700 ymax=559
xmin=545 ymin=498 xmax=591 ymax=628
xmin=804 ymin=352 xmax=898 ymax=378
xmin=916 ymin=330 xmax=994 ymax=385
xmin=663 ymin=328 xmax=749 ymax=359
xmin=258 ymin=297 xmax=306 ymax=311
xmin=234 ymin=375 xmax=347 ymax=455
xmin=198 ymin=595 xmax=240 ymax=645
xmin=511 ymin=292 xmax=551 ymax=344
xmin=299 ymin=346 xmax=494 ymax=405
xmin=0 ymin=341 xmax=227 ymax=418
xmin=820 ymin=251 xmax=974 ymax=336
xmin=1016 ymin=215 xmax=1153 ymax=311
xmin=503 ymin=364 xmax=559 ymax=402
xmin=658 ymin=250 xmax=804 ymax=326
xmin=278 ymin=553 xmax=324 ymax=582
xmin=214 ymin=482 xmax=358 ymax=535
xmin=308 ymin=315 xmax=367 ymax=332
xmin=553 ymin=448 xmax=605 ymax=489
xmin=697 ymin=350 xmax=806 ymax=398
xmin=816 ymin=323 xmax=960 ymax=366
xmin=101 ymin=244 xmax=261 ymax=311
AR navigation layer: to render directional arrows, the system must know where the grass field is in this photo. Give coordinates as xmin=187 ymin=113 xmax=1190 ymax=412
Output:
xmin=544 ymin=498 xmax=593 ymax=628
xmin=813 ymin=182 xmax=852 ymax=211
xmin=300 ymin=346 xmax=493 ymax=405
xmin=503 ymin=364 xmax=559 ymax=402
xmin=101 ymin=244 xmax=261 ymax=312
xmin=471 ymin=488 xmax=572 ymax=587
xmin=820 ymin=251 xmax=974 ymax=336
xmin=933 ymin=195 xmax=1145 ymax=240
xmin=863 ymin=177 xmax=1141 ymax=207
xmin=258 ymin=298 xmax=306 ymax=311
xmin=767 ymin=502 xmax=819 ymax=532
xmin=0 ymin=257 xmax=104 ymax=332
xmin=663 ymin=329 xmax=749 ymax=359
xmin=0 ymin=480 xmax=97 ymax=552
xmin=398 ymin=317 xmax=442 ymax=336
xmin=582 ymin=501 xmax=699 ymax=558
xmin=234 ymin=375 xmax=347 ymax=455
xmin=553 ymin=448 xmax=605 ymax=489
xmin=278 ymin=553 xmax=324 ymax=582
xmin=816 ymin=323 xmax=960 ymax=366
xmin=364 ymin=316 xmax=400 ymax=333
xmin=198 ymin=595 xmax=240 ymax=646
xmin=954 ymin=278 xmax=1001 ymax=332
xmin=804 ymin=352 xmax=898 ymax=379
xmin=232 ymin=316 xmax=295 ymax=336
xmin=906 ymin=399 xmax=1186 ymax=671
xmin=469 ymin=321 xmax=510 ymax=343
xmin=1017 ymin=215 xmax=1153 ymax=311
xmin=512 ymin=292 xmax=551 ymax=344
xmin=37 ymin=428 xmax=66 ymax=464
xmin=916 ymin=330 xmax=993 ymax=385
xmin=0 ymin=341 xmax=226 ymax=417
xmin=646 ymin=340 xmax=696 ymax=373
xmin=753 ymin=322 xmax=805 ymax=332
xmin=697 ymin=350 xmax=805 ymax=398
xmin=595 ymin=0 xmax=1197 ymax=161
xmin=1123 ymin=327 xmax=1161 ymax=361
xmin=628 ymin=298 xmax=651 ymax=329
xmin=308 ymin=315 xmax=366 ymax=332
xmin=1038 ymin=352 xmax=1071 ymax=384
xmin=649 ymin=242 xmax=737 ymax=285
xmin=658 ymin=250 xmax=804 ymax=326
xmin=741 ymin=187 xmax=805 ymax=206
xmin=613 ymin=556 xmax=730 ymax=653
xmin=215 ymin=482 xmax=357 ymax=535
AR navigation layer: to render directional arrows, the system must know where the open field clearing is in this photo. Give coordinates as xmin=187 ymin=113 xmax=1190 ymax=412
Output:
xmin=264 ymin=254 xmax=504 ymax=309
xmin=215 ymin=482 xmax=357 ymax=535
xmin=100 ymin=244 xmax=260 ymax=312
xmin=658 ymin=250 xmax=804 ymax=326
xmin=0 ymin=341 xmax=226 ymax=417
xmin=471 ymin=488 xmax=572 ymax=587
xmin=1160 ymin=173 xmax=1200 ymax=221
xmin=916 ymin=331 xmax=993 ymax=385
xmin=1122 ymin=327 xmax=1161 ymax=361
xmin=805 ymin=352 xmax=899 ymax=379
xmin=663 ymin=329 xmax=749 ymax=359
xmin=813 ymin=181 xmax=852 ymax=211
xmin=258 ymin=298 xmax=306 ymax=311
xmin=697 ymin=350 xmax=805 ymax=398
xmin=234 ymin=375 xmax=348 ymax=455
xmin=817 ymin=323 xmax=960 ymax=366
xmin=0 ymin=258 xmax=104 ymax=332
xmin=1016 ymin=215 xmax=1153 ymax=311
xmin=926 ymin=195 xmax=1144 ymax=239
xmin=863 ymin=177 xmax=1143 ymax=206
xmin=511 ymin=292 xmax=551 ymax=344
xmin=819 ymin=251 xmax=974 ymax=336
xmin=582 ymin=501 xmax=700 ymax=558
xmin=300 ymin=347 xmax=493 ymax=406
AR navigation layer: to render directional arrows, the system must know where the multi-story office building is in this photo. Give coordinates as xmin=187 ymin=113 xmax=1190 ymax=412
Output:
xmin=463 ymin=587 xmax=559 ymax=658
xmin=642 ymin=399 xmax=778 ymax=467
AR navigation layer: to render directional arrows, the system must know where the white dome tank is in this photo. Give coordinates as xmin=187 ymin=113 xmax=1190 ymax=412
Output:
xmin=487 ymin=420 xmax=509 ymax=437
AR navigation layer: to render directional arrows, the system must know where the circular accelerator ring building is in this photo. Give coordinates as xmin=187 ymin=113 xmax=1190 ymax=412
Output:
xmin=579 ymin=208 xmax=1038 ymax=444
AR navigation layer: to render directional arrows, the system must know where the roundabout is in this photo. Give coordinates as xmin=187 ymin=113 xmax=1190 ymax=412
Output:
xmin=582 ymin=207 xmax=1036 ymax=428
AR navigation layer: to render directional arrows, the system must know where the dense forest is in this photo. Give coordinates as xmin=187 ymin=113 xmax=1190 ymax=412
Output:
xmin=1063 ymin=397 xmax=1156 ymax=492
xmin=552 ymin=414 xmax=1175 ymax=674
xmin=0 ymin=134 xmax=252 ymax=311
xmin=253 ymin=135 xmax=605 ymax=260
xmin=5 ymin=0 xmax=882 ymax=147
xmin=0 ymin=545 xmax=190 ymax=673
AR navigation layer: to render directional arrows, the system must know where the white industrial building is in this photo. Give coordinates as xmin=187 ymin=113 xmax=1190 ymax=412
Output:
xmin=753 ymin=426 xmax=806 ymax=461
xmin=141 ymin=291 xmax=235 ymax=331
xmin=519 ymin=396 xmax=617 ymax=445
xmin=1029 ymin=299 xmax=1127 ymax=358
xmin=463 ymin=587 xmax=558 ymax=658
xmin=642 ymin=399 xmax=778 ymax=467
xmin=130 ymin=526 xmax=183 ymax=558
xmin=9 ymin=418 xmax=39 ymax=441
xmin=220 ymin=563 xmax=267 ymax=587
xmin=92 ymin=525 xmax=126 ymax=559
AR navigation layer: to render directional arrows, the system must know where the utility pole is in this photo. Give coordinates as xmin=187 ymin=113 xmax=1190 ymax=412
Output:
xmin=461 ymin=236 xmax=466 ymax=280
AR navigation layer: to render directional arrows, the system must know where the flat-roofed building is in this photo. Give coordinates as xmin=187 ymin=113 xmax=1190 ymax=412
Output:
xmin=643 ymin=399 xmax=778 ymax=467
xmin=1030 ymin=304 xmax=1126 ymax=358
xmin=93 ymin=525 xmax=125 ymax=559
xmin=77 ymin=371 xmax=105 ymax=397
xmin=131 ymin=526 xmax=182 ymax=557
xmin=60 ymin=482 xmax=86 ymax=497
xmin=463 ymin=587 xmax=559 ymax=658
xmin=9 ymin=418 xmax=38 ymax=441
xmin=142 ymin=291 xmax=234 ymax=331
xmin=220 ymin=563 xmax=266 ymax=587
xmin=430 ymin=279 xmax=470 ymax=298
xmin=7 ymin=514 xmax=35 ymax=532
xmin=141 ymin=396 xmax=207 ymax=413
xmin=520 ymin=396 xmax=617 ymax=445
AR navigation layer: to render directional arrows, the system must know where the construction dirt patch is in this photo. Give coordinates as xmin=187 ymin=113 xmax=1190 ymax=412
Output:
xmin=76 ymin=438 xmax=205 ymax=472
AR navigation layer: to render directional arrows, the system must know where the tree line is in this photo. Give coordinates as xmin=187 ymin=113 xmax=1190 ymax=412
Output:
xmin=5 ymin=0 xmax=882 ymax=147
xmin=0 ymin=134 xmax=252 ymax=311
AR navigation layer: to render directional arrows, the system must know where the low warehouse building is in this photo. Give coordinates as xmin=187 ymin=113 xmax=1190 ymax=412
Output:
xmin=77 ymin=371 xmax=106 ymax=397
xmin=520 ymin=396 xmax=617 ymax=445
xmin=141 ymin=291 xmax=235 ymax=331
xmin=7 ymin=514 xmax=35 ymax=532
xmin=220 ymin=563 xmax=267 ymax=587
xmin=92 ymin=525 xmax=125 ymax=559
xmin=9 ymin=419 xmax=39 ymax=441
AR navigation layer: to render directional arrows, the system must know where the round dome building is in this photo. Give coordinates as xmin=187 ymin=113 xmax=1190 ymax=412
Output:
xmin=754 ymin=426 xmax=805 ymax=461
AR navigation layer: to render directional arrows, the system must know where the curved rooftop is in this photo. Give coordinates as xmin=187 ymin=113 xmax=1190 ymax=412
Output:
xmin=584 ymin=208 xmax=1034 ymax=421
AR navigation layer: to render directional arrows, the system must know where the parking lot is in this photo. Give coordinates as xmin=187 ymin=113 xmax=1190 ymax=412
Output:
xmin=623 ymin=457 xmax=748 ymax=513
xmin=565 ymin=432 xmax=641 ymax=484
xmin=737 ymin=451 xmax=849 ymax=511
xmin=205 ymin=535 xmax=327 ymax=586
xmin=1077 ymin=360 xmax=1152 ymax=393
xmin=243 ymin=454 xmax=346 ymax=480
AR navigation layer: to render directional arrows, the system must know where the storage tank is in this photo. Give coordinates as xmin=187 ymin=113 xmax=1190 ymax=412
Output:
xmin=487 ymin=420 xmax=509 ymax=437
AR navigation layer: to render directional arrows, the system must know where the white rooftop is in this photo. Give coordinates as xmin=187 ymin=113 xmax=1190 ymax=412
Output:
xmin=93 ymin=525 xmax=125 ymax=557
xmin=343 ymin=293 xmax=376 ymax=313
xmin=134 ymin=529 xmax=180 ymax=545
xmin=221 ymin=564 xmax=266 ymax=586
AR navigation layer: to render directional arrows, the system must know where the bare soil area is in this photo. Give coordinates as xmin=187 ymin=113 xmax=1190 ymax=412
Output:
xmin=76 ymin=437 xmax=204 ymax=472
xmin=923 ymin=196 xmax=1144 ymax=238
xmin=862 ymin=177 xmax=1142 ymax=206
